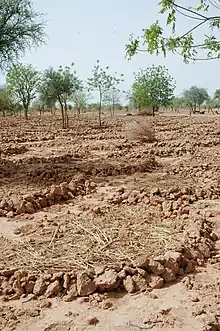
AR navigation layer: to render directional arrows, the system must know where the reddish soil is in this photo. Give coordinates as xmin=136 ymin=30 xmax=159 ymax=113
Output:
xmin=1 ymin=112 xmax=220 ymax=330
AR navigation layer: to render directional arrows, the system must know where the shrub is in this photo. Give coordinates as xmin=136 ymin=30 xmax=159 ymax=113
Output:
xmin=125 ymin=121 xmax=155 ymax=143
xmin=136 ymin=109 xmax=152 ymax=116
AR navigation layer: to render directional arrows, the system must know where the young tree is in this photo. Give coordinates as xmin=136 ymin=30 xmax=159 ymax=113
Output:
xmin=183 ymin=86 xmax=209 ymax=114
xmin=131 ymin=65 xmax=175 ymax=116
xmin=87 ymin=61 xmax=124 ymax=126
xmin=6 ymin=63 xmax=40 ymax=119
xmin=0 ymin=0 xmax=46 ymax=70
xmin=103 ymin=88 xmax=121 ymax=116
xmin=42 ymin=64 xmax=82 ymax=128
xmin=126 ymin=1 xmax=220 ymax=62
xmin=71 ymin=89 xmax=91 ymax=116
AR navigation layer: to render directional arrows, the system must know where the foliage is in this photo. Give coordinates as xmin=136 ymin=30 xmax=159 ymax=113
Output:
xmin=214 ymin=89 xmax=220 ymax=107
xmin=0 ymin=85 xmax=13 ymax=116
xmin=126 ymin=0 xmax=220 ymax=62
xmin=183 ymin=86 xmax=209 ymax=112
xmin=171 ymin=96 xmax=186 ymax=110
xmin=72 ymin=89 xmax=91 ymax=116
xmin=103 ymin=88 xmax=121 ymax=116
xmin=87 ymin=60 xmax=123 ymax=126
xmin=130 ymin=65 xmax=175 ymax=116
xmin=6 ymin=63 xmax=40 ymax=119
xmin=42 ymin=64 xmax=82 ymax=128
xmin=0 ymin=0 xmax=46 ymax=70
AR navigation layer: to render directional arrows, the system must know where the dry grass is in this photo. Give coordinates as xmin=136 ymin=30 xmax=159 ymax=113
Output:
xmin=125 ymin=121 xmax=155 ymax=143
xmin=0 ymin=205 xmax=184 ymax=272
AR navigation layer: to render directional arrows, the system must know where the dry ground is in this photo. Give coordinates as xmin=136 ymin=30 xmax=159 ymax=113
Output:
xmin=1 ymin=111 xmax=220 ymax=330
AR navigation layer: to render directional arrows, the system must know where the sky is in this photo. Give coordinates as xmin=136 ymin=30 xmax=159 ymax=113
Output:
xmin=1 ymin=0 xmax=220 ymax=101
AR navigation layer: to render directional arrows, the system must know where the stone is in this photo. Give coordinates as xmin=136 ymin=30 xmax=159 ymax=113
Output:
xmin=134 ymin=256 xmax=149 ymax=269
xmin=45 ymin=280 xmax=61 ymax=298
xmin=38 ymin=197 xmax=48 ymax=208
xmin=33 ymin=278 xmax=47 ymax=296
xmin=147 ymin=274 xmax=164 ymax=289
xmin=123 ymin=276 xmax=135 ymax=293
xmin=64 ymin=285 xmax=78 ymax=302
xmin=24 ymin=202 xmax=35 ymax=214
xmin=132 ymin=274 xmax=148 ymax=291
xmin=25 ymin=281 xmax=35 ymax=294
xmin=39 ymin=299 xmax=52 ymax=308
xmin=95 ymin=269 xmax=118 ymax=290
xmin=148 ymin=260 xmax=165 ymax=275
xmin=63 ymin=273 xmax=71 ymax=290
xmin=161 ymin=268 xmax=176 ymax=283
xmin=77 ymin=272 xmax=97 ymax=296
xmin=87 ymin=316 xmax=99 ymax=325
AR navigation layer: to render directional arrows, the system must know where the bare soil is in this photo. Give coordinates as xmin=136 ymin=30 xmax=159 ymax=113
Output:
xmin=1 ymin=112 xmax=220 ymax=330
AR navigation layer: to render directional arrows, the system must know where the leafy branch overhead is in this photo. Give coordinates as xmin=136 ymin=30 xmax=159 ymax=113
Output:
xmin=0 ymin=0 xmax=46 ymax=70
xmin=126 ymin=0 xmax=220 ymax=62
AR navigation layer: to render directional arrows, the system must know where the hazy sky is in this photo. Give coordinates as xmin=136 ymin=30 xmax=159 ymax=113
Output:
xmin=1 ymin=0 xmax=220 ymax=100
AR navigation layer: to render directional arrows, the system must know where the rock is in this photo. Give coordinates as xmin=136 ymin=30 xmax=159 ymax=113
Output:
xmin=45 ymin=280 xmax=61 ymax=298
xmin=151 ymin=187 xmax=160 ymax=195
xmin=16 ymin=202 xmax=26 ymax=215
xmin=77 ymin=272 xmax=97 ymax=296
xmin=123 ymin=275 xmax=135 ymax=293
xmin=95 ymin=269 xmax=118 ymax=290
xmin=38 ymin=197 xmax=48 ymax=208
xmin=132 ymin=274 xmax=148 ymax=291
xmin=123 ymin=266 xmax=137 ymax=275
xmin=33 ymin=278 xmax=47 ymax=296
xmin=146 ymin=275 xmax=164 ymax=289
xmin=6 ymin=211 xmax=14 ymax=218
xmin=162 ymin=268 xmax=176 ymax=283
xmin=117 ymin=269 xmax=126 ymax=280
xmin=134 ymin=256 xmax=149 ymax=269
xmin=63 ymin=273 xmax=71 ymax=290
xmin=87 ymin=316 xmax=99 ymax=326
xmin=51 ymin=185 xmax=63 ymax=197
xmin=101 ymin=300 xmax=113 ymax=310
xmin=25 ymin=281 xmax=35 ymax=294
xmin=39 ymin=299 xmax=52 ymax=308
xmin=164 ymin=251 xmax=181 ymax=275
xmin=13 ymin=279 xmax=24 ymax=296
xmin=185 ymin=261 xmax=196 ymax=274
xmin=24 ymin=202 xmax=35 ymax=214
xmin=64 ymin=285 xmax=78 ymax=302
xmin=1 ymin=269 xmax=17 ymax=277
xmin=148 ymin=260 xmax=165 ymax=275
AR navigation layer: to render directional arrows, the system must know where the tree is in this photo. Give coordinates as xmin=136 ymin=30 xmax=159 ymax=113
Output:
xmin=0 ymin=85 xmax=13 ymax=116
xmin=72 ymin=89 xmax=91 ymax=116
xmin=103 ymin=88 xmax=121 ymax=116
xmin=126 ymin=0 xmax=220 ymax=62
xmin=87 ymin=60 xmax=123 ymax=126
xmin=171 ymin=96 xmax=186 ymax=112
xmin=6 ymin=63 xmax=40 ymax=119
xmin=0 ymin=0 xmax=46 ymax=70
xmin=42 ymin=64 xmax=82 ymax=128
xmin=183 ymin=86 xmax=209 ymax=113
xmin=130 ymin=65 xmax=175 ymax=116
xmin=214 ymin=89 xmax=220 ymax=109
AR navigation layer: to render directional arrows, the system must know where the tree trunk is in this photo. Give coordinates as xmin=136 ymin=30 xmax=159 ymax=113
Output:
xmin=24 ymin=107 xmax=28 ymax=120
xmin=64 ymin=101 xmax=69 ymax=128
xmin=98 ymin=91 xmax=102 ymax=127
xmin=59 ymin=100 xmax=65 ymax=129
